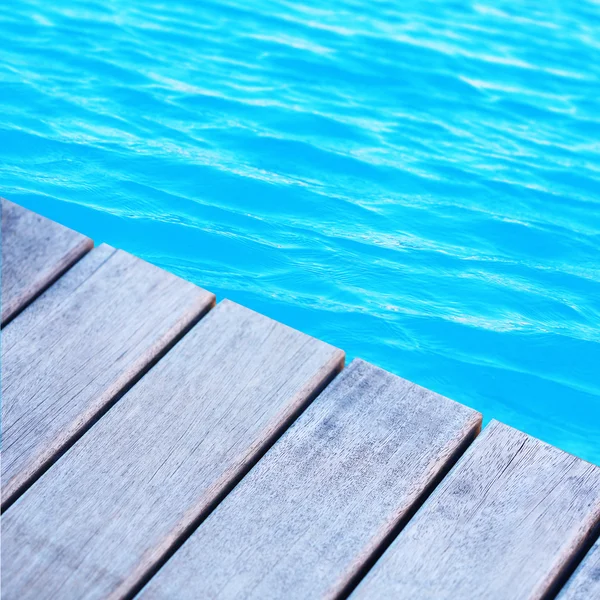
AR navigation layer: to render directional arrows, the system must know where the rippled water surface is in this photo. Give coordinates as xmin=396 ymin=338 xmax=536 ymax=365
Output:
xmin=1 ymin=0 xmax=599 ymax=462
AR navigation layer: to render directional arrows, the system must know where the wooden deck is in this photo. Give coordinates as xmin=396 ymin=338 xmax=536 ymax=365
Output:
xmin=1 ymin=197 xmax=599 ymax=600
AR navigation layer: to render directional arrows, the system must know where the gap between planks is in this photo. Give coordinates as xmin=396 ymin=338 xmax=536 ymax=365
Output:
xmin=1 ymin=244 xmax=215 ymax=510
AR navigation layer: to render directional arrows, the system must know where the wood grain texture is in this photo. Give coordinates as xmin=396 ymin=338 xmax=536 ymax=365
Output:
xmin=1 ymin=197 xmax=93 ymax=326
xmin=557 ymin=538 xmax=600 ymax=600
xmin=1 ymin=299 xmax=344 ymax=600
xmin=352 ymin=420 xmax=600 ymax=600
xmin=139 ymin=358 xmax=481 ymax=600
xmin=1 ymin=244 xmax=214 ymax=508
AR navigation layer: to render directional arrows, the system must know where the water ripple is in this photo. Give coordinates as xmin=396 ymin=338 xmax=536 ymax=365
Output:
xmin=1 ymin=0 xmax=599 ymax=463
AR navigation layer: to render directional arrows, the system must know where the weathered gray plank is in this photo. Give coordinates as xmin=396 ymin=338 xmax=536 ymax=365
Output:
xmin=139 ymin=358 xmax=481 ymax=600
xmin=1 ymin=244 xmax=215 ymax=508
xmin=352 ymin=420 xmax=600 ymax=600
xmin=557 ymin=538 xmax=600 ymax=599
xmin=1 ymin=300 xmax=344 ymax=600
xmin=1 ymin=197 xmax=93 ymax=326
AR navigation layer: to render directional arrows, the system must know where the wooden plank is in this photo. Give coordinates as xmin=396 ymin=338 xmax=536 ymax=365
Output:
xmin=1 ymin=198 xmax=93 ymax=326
xmin=557 ymin=538 xmax=600 ymax=599
xmin=1 ymin=300 xmax=344 ymax=600
xmin=351 ymin=420 xmax=600 ymax=600
xmin=1 ymin=244 xmax=215 ymax=508
xmin=139 ymin=359 xmax=482 ymax=600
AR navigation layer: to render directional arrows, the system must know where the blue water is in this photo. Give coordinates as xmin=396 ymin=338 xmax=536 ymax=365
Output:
xmin=1 ymin=1 xmax=599 ymax=463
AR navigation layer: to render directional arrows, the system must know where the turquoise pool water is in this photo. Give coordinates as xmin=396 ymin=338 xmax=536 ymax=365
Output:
xmin=1 ymin=1 xmax=599 ymax=463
